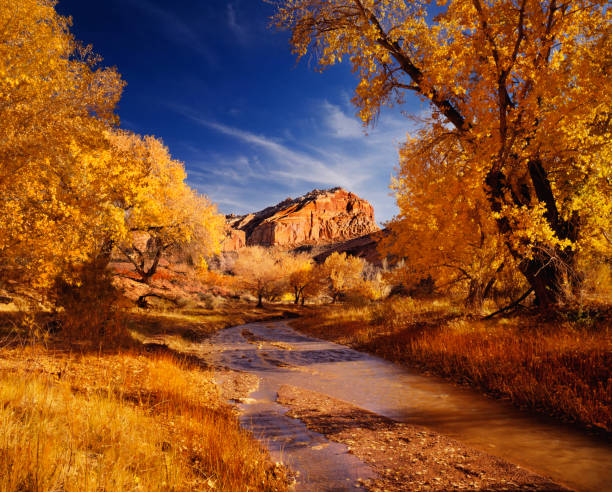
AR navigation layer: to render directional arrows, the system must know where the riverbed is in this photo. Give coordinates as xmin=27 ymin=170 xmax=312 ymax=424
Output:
xmin=202 ymin=320 xmax=611 ymax=491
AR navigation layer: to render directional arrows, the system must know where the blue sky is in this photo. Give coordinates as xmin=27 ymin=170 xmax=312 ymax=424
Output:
xmin=56 ymin=0 xmax=427 ymax=224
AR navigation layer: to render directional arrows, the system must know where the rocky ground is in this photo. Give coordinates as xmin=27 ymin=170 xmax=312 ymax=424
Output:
xmin=276 ymin=385 xmax=569 ymax=491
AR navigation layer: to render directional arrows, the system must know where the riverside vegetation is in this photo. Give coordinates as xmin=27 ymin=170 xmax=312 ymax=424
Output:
xmin=1 ymin=0 xmax=611 ymax=491
xmin=0 ymin=303 xmax=293 ymax=492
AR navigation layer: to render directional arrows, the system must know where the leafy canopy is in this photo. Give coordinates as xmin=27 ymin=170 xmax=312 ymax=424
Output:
xmin=0 ymin=0 xmax=124 ymax=289
xmin=274 ymin=0 xmax=612 ymax=305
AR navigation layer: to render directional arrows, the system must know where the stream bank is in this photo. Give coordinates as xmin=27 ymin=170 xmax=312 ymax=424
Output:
xmin=199 ymin=320 xmax=611 ymax=491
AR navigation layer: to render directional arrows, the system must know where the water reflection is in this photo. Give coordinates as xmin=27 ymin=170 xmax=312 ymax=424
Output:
xmin=235 ymin=379 xmax=375 ymax=491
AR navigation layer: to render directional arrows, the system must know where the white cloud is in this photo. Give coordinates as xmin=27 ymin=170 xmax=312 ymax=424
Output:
xmin=174 ymin=110 xmax=369 ymax=189
xmin=321 ymin=101 xmax=364 ymax=139
xmin=167 ymin=102 xmax=428 ymax=221
xmin=195 ymin=183 xmax=259 ymax=213
xmin=227 ymin=3 xmax=247 ymax=42
xmin=187 ymin=154 xmax=259 ymax=185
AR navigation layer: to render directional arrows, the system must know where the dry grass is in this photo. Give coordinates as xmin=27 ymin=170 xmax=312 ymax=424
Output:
xmin=0 ymin=304 xmax=290 ymax=492
xmin=126 ymin=300 xmax=301 ymax=347
xmin=292 ymin=298 xmax=612 ymax=433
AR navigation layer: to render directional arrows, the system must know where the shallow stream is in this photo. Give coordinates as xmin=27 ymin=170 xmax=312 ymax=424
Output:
xmin=205 ymin=321 xmax=611 ymax=491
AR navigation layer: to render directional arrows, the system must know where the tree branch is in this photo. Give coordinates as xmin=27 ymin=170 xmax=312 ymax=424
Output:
xmin=484 ymin=288 xmax=533 ymax=319
xmin=353 ymin=0 xmax=470 ymax=133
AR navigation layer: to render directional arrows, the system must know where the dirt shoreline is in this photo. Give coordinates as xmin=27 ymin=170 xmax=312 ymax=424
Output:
xmin=277 ymin=384 xmax=569 ymax=491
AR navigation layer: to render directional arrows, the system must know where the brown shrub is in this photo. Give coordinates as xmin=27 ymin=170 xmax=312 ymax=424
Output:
xmin=51 ymin=261 xmax=129 ymax=345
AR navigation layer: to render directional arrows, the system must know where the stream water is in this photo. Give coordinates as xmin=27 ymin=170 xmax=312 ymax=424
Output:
xmin=205 ymin=320 xmax=611 ymax=492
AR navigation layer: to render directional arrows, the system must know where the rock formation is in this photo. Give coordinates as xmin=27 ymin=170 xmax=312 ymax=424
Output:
xmin=223 ymin=188 xmax=379 ymax=250
xmin=222 ymin=227 xmax=246 ymax=252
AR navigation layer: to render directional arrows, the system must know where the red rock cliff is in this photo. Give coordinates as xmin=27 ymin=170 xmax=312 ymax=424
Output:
xmin=221 ymin=227 xmax=246 ymax=252
xmin=225 ymin=188 xmax=379 ymax=249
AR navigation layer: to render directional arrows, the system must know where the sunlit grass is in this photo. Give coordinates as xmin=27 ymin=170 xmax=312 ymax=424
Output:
xmin=127 ymin=301 xmax=300 ymax=341
xmin=293 ymin=299 xmax=611 ymax=432
xmin=0 ymin=303 xmax=18 ymax=313
xmin=0 ymin=372 xmax=184 ymax=491
xmin=0 ymin=305 xmax=289 ymax=492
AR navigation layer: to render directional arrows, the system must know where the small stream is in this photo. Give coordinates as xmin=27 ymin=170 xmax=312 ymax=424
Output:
xmin=205 ymin=320 xmax=611 ymax=492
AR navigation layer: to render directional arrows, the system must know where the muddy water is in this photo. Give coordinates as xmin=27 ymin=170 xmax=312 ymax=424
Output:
xmin=205 ymin=321 xmax=612 ymax=492
xmin=231 ymin=378 xmax=375 ymax=491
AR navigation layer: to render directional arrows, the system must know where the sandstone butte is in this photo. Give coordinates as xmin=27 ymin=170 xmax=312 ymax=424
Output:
xmin=222 ymin=188 xmax=380 ymax=251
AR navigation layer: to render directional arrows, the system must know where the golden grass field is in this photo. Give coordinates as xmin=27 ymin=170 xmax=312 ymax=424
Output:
xmin=1 ymin=294 xmax=609 ymax=492
xmin=0 ymin=302 xmax=296 ymax=492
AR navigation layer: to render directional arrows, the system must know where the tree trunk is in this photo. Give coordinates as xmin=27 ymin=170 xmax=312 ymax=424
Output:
xmin=96 ymin=238 xmax=115 ymax=268
xmin=481 ymin=277 xmax=496 ymax=301
xmin=118 ymin=237 xmax=167 ymax=285
xmin=526 ymin=160 xmax=579 ymax=305
xmin=518 ymin=253 xmax=569 ymax=307
xmin=257 ymin=293 xmax=263 ymax=308
xmin=140 ymin=242 xmax=164 ymax=284
xmin=465 ymin=279 xmax=484 ymax=310
xmin=485 ymin=165 xmax=577 ymax=309
xmin=294 ymin=286 xmax=300 ymax=304
xmin=481 ymin=262 xmax=505 ymax=301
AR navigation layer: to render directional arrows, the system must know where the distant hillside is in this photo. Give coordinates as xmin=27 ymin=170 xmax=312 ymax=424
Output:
xmin=222 ymin=187 xmax=380 ymax=250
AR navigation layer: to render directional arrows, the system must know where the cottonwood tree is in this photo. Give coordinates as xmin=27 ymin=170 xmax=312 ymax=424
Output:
xmin=233 ymin=247 xmax=286 ymax=307
xmin=113 ymin=133 xmax=224 ymax=284
xmin=322 ymin=252 xmax=365 ymax=302
xmin=0 ymin=0 xmax=125 ymax=292
xmin=285 ymin=253 xmax=318 ymax=304
xmin=0 ymin=0 xmax=224 ymax=306
xmin=274 ymin=0 xmax=612 ymax=308
xmin=291 ymin=265 xmax=327 ymax=305
xmin=383 ymin=129 xmax=518 ymax=308
xmin=300 ymin=268 xmax=327 ymax=304
xmin=360 ymin=262 xmax=391 ymax=301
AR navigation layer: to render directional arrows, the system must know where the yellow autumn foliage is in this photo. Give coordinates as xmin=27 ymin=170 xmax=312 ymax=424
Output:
xmin=0 ymin=0 xmax=224 ymax=297
xmin=111 ymin=132 xmax=225 ymax=283
xmin=0 ymin=0 xmax=124 ymax=289
xmin=383 ymin=128 xmax=519 ymax=306
xmin=274 ymin=0 xmax=612 ymax=307
xmin=322 ymin=252 xmax=365 ymax=302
